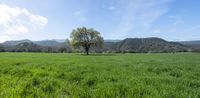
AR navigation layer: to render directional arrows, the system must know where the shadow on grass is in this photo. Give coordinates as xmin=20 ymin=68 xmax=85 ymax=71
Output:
xmin=77 ymin=53 xmax=117 ymax=56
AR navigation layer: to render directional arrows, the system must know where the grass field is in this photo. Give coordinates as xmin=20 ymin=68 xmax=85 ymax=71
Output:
xmin=0 ymin=53 xmax=200 ymax=97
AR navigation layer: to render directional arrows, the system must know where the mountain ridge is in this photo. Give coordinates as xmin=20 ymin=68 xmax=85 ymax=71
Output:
xmin=0 ymin=37 xmax=200 ymax=53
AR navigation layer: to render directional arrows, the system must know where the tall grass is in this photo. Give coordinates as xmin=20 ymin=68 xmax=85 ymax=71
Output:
xmin=0 ymin=53 xmax=200 ymax=97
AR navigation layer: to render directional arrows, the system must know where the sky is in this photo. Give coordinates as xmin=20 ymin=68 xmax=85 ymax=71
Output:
xmin=0 ymin=0 xmax=200 ymax=42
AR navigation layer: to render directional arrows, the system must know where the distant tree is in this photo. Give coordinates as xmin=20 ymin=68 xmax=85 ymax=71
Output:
xmin=0 ymin=46 xmax=5 ymax=52
xmin=47 ymin=47 xmax=53 ymax=53
xmin=69 ymin=27 xmax=103 ymax=55
xmin=65 ymin=39 xmax=70 ymax=46
xmin=58 ymin=47 xmax=67 ymax=53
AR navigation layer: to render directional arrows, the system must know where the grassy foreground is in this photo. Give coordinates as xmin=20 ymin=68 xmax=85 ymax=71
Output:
xmin=0 ymin=53 xmax=200 ymax=98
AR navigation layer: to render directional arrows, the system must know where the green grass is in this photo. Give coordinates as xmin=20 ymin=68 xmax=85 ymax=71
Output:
xmin=0 ymin=53 xmax=200 ymax=98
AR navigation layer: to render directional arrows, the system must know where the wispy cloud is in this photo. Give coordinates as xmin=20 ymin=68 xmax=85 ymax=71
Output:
xmin=73 ymin=10 xmax=87 ymax=22
xmin=153 ymin=29 xmax=161 ymax=33
xmin=169 ymin=15 xmax=184 ymax=25
xmin=0 ymin=4 xmax=48 ymax=42
xmin=112 ymin=0 xmax=172 ymax=38
xmin=0 ymin=35 xmax=10 ymax=42
xmin=73 ymin=10 xmax=82 ymax=16
xmin=108 ymin=5 xmax=116 ymax=11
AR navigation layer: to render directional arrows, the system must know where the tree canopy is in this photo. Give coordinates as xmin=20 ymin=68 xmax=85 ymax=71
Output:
xmin=70 ymin=27 xmax=104 ymax=55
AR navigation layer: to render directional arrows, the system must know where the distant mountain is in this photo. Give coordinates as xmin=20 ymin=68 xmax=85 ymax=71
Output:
xmin=0 ymin=39 xmax=70 ymax=53
xmin=178 ymin=41 xmax=200 ymax=46
xmin=104 ymin=40 xmax=121 ymax=43
xmin=1 ymin=37 xmax=200 ymax=53
xmin=2 ymin=39 xmax=67 ymax=47
xmin=52 ymin=39 xmax=66 ymax=43
xmin=2 ymin=39 xmax=32 ymax=46
xmin=177 ymin=40 xmax=200 ymax=53
xmin=1 ymin=39 xmax=118 ymax=48
xmin=109 ymin=37 xmax=188 ymax=53
xmin=14 ymin=42 xmax=43 ymax=52
xmin=34 ymin=40 xmax=65 ymax=47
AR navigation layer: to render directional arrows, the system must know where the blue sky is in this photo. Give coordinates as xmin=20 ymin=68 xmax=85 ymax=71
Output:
xmin=0 ymin=0 xmax=200 ymax=42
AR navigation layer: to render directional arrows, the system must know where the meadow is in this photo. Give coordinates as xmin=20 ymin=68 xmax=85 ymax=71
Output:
xmin=0 ymin=53 xmax=200 ymax=98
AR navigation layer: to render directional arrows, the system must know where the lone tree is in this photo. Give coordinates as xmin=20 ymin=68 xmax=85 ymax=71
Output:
xmin=69 ymin=27 xmax=103 ymax=55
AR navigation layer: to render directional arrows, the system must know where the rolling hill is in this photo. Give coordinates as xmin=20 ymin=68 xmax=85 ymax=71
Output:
xmin=0 ymin=37 xmax=199 ymax=53
xmin=0 ymin=40 xmax=70 ymax=52
xmin=2 ymin=39 xmax=32 ymax=46
xmin=108 ymin=37 xmax=188 ymax=53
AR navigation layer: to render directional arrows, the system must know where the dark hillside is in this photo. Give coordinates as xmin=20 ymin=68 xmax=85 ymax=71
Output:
xmin=110 ymin=37 xmax=188 ymax=53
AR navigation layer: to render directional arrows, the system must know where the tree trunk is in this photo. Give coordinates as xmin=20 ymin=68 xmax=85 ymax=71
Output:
xmin=85 ymin=46 xmax=89 ymax=55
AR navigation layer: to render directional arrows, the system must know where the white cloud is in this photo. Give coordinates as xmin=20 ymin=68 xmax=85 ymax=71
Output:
xmin=30 ymin=14 xmax=48 ymax=26
xmin=0 ymin=4 xmax=48 ymax=42
xmin=0 ymin=35 xmax=11 ymax=43
xmin=113 ymin=0 xmax=172 ymax=38
xmin=5 ymin=25 xmax=29 ymax=35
